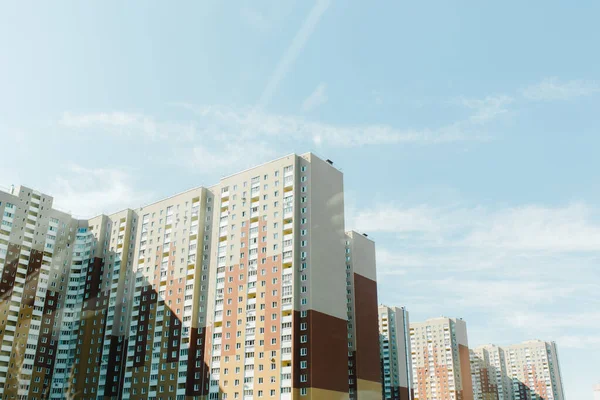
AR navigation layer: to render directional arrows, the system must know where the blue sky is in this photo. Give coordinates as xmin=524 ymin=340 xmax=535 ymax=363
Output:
xmin=1 ymin=1 xmax=599 ymax=398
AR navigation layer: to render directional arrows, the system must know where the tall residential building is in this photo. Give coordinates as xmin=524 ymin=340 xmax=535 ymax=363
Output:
xmin=203 ymin=153 xmax=380 ymax=400
xmin=0 ymin=152 xmax=381 ymax=400
xmin=503 ymin=340 xmax=565 ymax=400
xmin=346 ymin=232 xmax=381 ymax=399
xmin=378 ymin=305 xmax=412 ymax=400
xmin=0 ymin=186 xmax=90 ymax=399
xmin=121 ymin=187 xmax=212 ymax=400
xmin=469 ymin=345 xmax=510 ymax=400
xmin=410 ymin=317 xmax=473 ymax=400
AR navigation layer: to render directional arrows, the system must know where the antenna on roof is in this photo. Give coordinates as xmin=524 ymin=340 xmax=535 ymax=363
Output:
xmin=362 ymin=233 xmax=368 ymax=237
xmin=326 ymin=159 xmax=333 ymax=165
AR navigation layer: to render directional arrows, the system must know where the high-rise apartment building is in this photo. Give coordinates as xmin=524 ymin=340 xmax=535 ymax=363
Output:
xmin=0 ymin=152 xmax=381 ymax=400
xmin=203 ymin=153 xmax=380 ymax=400
xmin=0 ymin=186 xmax=90 ymax=399
xmin=468 ymin=341 xmax=566 ymax=400
xmin=378 ymin=305 xmax=412 ymax=400
xmin=469 ymin=345 xmax=510 ymax=400
xmin=503 ymin=340 xmax=565 ymax=400
xmin=122 ymin=187 xmax=211 ymax=400
xmin=346 ymin=232 xmax=380 ymax=400
xmin=410 ymin=317 xmax=473 ymax=400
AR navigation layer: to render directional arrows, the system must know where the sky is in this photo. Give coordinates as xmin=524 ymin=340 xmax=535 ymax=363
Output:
xmin=1 ymin=1 xmax=599 ymax=398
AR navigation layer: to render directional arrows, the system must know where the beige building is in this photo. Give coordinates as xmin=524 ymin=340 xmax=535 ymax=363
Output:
xmin=593 ymin=384 xmax=600 ymax=400
xmin=203 ymin=153 xmax=380 ymax=400
xmin=0 ymin=152 xmax=382 ymax=400
xmin=378 ymin=305 xmax=412 ymax=400
xmin=346 ymin=232 xmax=381 ymax=400
xmin=0 ymin=185 xmax=89 ymax=399
xmin=470 ymin=345 xmax=510 ymax=400
xmin=503 ymin=340 xmax=565 ymax=400
xmin=410 ymin=317 xmax=473 ymax=400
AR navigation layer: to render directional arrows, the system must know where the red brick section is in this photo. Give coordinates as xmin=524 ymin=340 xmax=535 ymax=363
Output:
xmin=530 ymin=364 xmax=550 ymax=399
xmin=293 ymin=309 xmax=348 ymax=393
xmin=459 ymin=344 xmax=474 ymax=400
xmin=353 ymin=273 xmax=381 ymax=384
xmin=415 ymin=346 xmax=454 ymax=399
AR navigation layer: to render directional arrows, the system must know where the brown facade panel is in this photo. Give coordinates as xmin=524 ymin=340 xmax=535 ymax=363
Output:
xmin=397 ymin=386 xmax=411 ymax=400
xmin=294 ymin=309 xmax=348 ymax=393
xmin=22 ymin=250 xmax=43 ymax=308
xmin=353 ymin=273 xmax=381 ymax=383
xmin=459 ymin=344 xmax=474 ymax=400
xmin=0 ymin=243 xmax=20 ymax=300
xmin=165 ymin=311 xmax=182 ymax=363
xmin=186 ymin=327 xmax=209 ymax=396
xmin=104 ymin=335 xmax=128 ymax=399
xmin=33 ymin=289 xmax=60 ymax=399
xmin=133 ymin=285 xmax=156 ymax=367
xmin=83 ymin=257 xmax=107 ymax=310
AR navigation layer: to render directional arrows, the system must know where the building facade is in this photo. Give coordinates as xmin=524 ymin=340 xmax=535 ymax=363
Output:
xmin=469 ymin=345 xmax=510 ymax=400
xmin=503 ymin=340 xmax=565 ymax=400
xmin=203 ymin=153 xmax=380 ymax=400
xmin=593 ymin=384 xmax=600 ymax=400
xmin=410 ymin=317 xmax=473 ymax=400
xmin=346 ymin=232 xmax=381 ymax=400
xmin=0 ymin=152 xmax=380 ymax=400
xmin=378 ymin=305 xmax=412 ymax=400
xmin=0 ymin=186 xmax=89 ymax=399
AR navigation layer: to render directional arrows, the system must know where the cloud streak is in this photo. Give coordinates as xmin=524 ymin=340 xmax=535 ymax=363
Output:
xmin=60 ymin=111 xmax=196 ymax=142
xmin=258 ymin=0 xmax=331 ymax=108
xmin=302 ymin=83 xmax=328 ymax=112
xmin=522 ymin=77 xmax=600 ymax=101
xmin=459 ymin=95 xmax=513 ymax=124
xmin=352 ymin=202 xmax=600 ymax=253
xmin=184 ymin=104 xmax=490 ymax=148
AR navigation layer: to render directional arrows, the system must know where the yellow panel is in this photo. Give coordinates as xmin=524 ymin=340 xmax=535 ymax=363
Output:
xmin=292 ymin=388 xmax=349 ymax=400
xmin=356 ymin=379 xmax=382 ymax=400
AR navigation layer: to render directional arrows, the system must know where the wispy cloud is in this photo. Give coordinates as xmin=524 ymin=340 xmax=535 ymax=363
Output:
xmin=459 ymin=95 xmax=513 ymax=124
xmin=258 ymin=0 xmax=331 ymax=108
xmin=60 ymin=111 xmax=196 ymax=142
xmin=52 ymin=165 xmax=152 ymax=217
xmin=302 ymin=83 xmax=328 ymax=112
xmin=364 ymin=197 xmax=600 ymax=352
xmin=185 ymin=142 xmax=278 ymax=174
xmin=183 ymin=104 xmax=489 ymax=148
xmin=555 ymin=335 xmax=600 ymax=350
xmin=352 ymin=202 xmax=600 ymax=253
xmin=522 ymin=77 xmax=600 ymax=101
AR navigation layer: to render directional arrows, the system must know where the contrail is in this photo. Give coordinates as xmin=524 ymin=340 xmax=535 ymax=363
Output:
xmin=257 ymin=0 xmax=332 ymax=109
